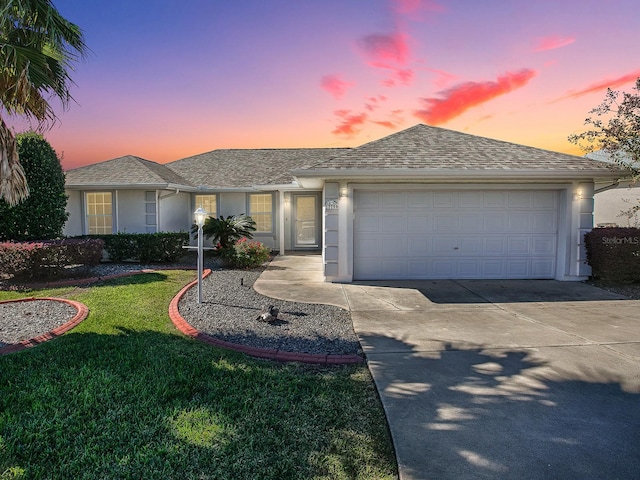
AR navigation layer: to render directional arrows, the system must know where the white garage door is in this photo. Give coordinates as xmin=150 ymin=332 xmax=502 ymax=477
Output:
xmin=353 ymin=190 xmax=558 ymax=280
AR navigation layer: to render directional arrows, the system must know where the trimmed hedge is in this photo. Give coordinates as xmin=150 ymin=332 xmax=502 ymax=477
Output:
xmin=0 ymin=238 xmax=104 ymax=279
xmin=585 ymin=227 xmax=640 ymax=283
xmin=83 ymin=232 xmax=190 ymax=263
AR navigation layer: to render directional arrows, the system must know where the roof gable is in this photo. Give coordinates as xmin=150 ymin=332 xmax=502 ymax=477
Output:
xmin=65 ymin=155 xmax=193 ymax=187
xmin=299 ymin=124 xmax=619 ymax=174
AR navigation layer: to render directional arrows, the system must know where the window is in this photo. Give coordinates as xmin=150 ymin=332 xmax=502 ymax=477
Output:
xmin=194 ymin=194 xmax=217 ymax=217
xmin=86 ymin=192 xmax=113 ymax=234
xmin=249 ymin=193 xmax=273 ymax=233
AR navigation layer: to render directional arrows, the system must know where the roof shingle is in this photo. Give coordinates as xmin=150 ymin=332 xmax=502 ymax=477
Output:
xmin=299 ymin=124 xmax=619 ymax=173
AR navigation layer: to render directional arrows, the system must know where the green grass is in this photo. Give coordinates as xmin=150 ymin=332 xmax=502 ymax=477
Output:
xmin=0 ymin=271 xmax=397 ymax=480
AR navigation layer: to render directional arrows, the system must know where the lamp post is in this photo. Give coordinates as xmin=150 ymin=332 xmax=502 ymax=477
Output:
xmin=194 ymin=206 xmax=207 ymax=304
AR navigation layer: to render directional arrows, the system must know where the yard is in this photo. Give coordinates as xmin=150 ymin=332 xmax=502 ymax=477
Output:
xmin=0 ymin=270 xmax=397 ymax=479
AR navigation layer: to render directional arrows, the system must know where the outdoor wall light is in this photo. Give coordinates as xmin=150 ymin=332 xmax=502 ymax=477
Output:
xmin=573 ymin=187 xmax=584 ymax=201
xmin=194 ymin=205 xmax=207 ymax=303
xmin=339 ymin=187 xmax=348 ymax=198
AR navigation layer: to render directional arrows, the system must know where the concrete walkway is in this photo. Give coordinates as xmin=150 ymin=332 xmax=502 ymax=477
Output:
xmin=255 ymin=254 xmax=640 ymax=480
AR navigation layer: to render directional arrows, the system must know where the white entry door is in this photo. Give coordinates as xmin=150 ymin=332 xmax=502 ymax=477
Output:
xmin=353 ymin=189 xmax=559 ymax=280
xmin=293 ymin=194 xmax=319 ymax=248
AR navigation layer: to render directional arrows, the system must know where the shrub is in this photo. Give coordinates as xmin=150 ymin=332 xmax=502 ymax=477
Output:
xmin=85 ymin=232 xmax=189 ymax=263
xmin=0 ymin=238 xmax=104 ymax=279
xmin=0 ymin=133 xmax=68 ymax=241
xmin=584 ymin=227 xmax=640 ymax=283
xmin=222 ymin=237 xmax=270 ymax=269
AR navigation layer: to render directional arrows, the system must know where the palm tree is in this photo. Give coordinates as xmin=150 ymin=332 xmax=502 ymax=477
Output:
xmin=192 ymin=214 xmax=257 ymax=249
xmin=0 ymin=0 xmax=88 ymax=205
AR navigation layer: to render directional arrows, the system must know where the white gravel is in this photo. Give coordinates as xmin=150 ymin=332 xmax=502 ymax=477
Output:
xmin=0 ymin=300 xmax=77 ymax=347
xmin=178 ymin=268 xmax=362 ymax=356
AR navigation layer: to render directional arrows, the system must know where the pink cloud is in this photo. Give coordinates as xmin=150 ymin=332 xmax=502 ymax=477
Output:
xmin=320 ymin=74 xmax=355 ymax=99
xmin=392 ymin=0 xmax=444 ymax=16
xmin=357 ymin=32 xmax=410 ymax=68
xmin=533 ymin=35 xmax=576 ymax=52
xmin=332 ymin=110 xmax=368 ymax=136
xmin=414 ymin=69 xmax=537 ymax=124
xmin=560 ymin=70 xmax=640 ymax=100
xmin=372 ymin=120 xmax=396 ymax=128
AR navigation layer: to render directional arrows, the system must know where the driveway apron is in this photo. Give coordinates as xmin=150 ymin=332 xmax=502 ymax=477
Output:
xmin=348 ymin=279 xmax=640 ymax=480
xmin=255 ymin=257 xmax=640 ymax=480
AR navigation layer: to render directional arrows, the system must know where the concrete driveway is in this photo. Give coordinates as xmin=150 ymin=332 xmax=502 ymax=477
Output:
xmin=255 ymin=256 xmax=640 ymax=479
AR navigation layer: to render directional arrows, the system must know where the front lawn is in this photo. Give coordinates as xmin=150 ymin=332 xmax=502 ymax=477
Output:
xmin=0 ymin=271 xmax=397 ymax=480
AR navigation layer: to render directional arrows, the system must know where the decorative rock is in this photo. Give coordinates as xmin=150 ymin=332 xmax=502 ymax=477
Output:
xmin=256 ymin=305 xmax=279 ymax=322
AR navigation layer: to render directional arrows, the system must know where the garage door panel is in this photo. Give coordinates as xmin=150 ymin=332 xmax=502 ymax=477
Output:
xmin=458 ymin=259 xmax=480 ymax=277
xmin=484 ymin=214 xmax=505 ymax=232
xmin=458 ymin=191 xmax=483 ymax=207
xmin=508 ymin=213 xmax=532 ymax=233
xmin=484 ymin=237 xmax=506 ymax=255
xmin=382 ymin=259 xmax=407 ymax=277
xmin=382 ymin=215 xmax=404 ymax=233
xmin=354 ymin=190 xmax=558 ymax=280
xmin=355 ymin=214 xmax=379 ymax=232
xmin=408 ymin=237 xmax=431 ymax=255
xmin=460 ymin=213 xmax=482 ymax=231
xmin=532 ymin=236 xmax=556 ymax=255
xmin=355 ymin=191 xmax=380 ymax=209
xmin=433 ymin=215 xmax=457 ymax=232
xmin=407 ymin=191 xmax=432 ymax=208
xmin=458 ymin=237 xmax=481 ymax=254
xmin=533 ymin=213 xmax=557 ymax=232
xmin=506 ymin=259 xmax=530 ymax=277
xmin=382 ymin=237 xmax=407 ymax=256
xmin=508 ymin=191 xmax=533 ymax=208
xmin=534 ymin=191 xmax=557 ymax=208
xmin=382 ymin=191 xmax=405 ymax=207
xmin=408 ymin=216 xmax=429 ymax=233
xmin=434 ymin=192 xmax=455 ymax=207
xmin=483 ymin=191 xmax=507 ymax=208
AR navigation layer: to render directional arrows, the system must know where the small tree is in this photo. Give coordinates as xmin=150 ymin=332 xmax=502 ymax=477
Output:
xmin=569 ymin=78 xmax=640 ymax=224
xmin=191 ymin=214 xmax=257 ymax=249
xmin=0 ymin=133 xmax=68 ymax=240
xmin=568 ymin=78 xmax=640 ymax=177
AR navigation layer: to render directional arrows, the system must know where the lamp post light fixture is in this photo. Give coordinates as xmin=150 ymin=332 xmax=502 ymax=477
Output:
xmin=194 ymin=206 xmax=207 ymax=304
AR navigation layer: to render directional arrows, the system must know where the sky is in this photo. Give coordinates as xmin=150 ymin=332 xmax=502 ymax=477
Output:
xmin=9 ymin=0 xmax=640 ymax=170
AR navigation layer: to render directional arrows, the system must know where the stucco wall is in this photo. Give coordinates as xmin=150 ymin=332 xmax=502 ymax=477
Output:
xmin=63 ymin=190 xmax=83 ymax=236
xmin=594 ymin=185 xmax=640 ymax=227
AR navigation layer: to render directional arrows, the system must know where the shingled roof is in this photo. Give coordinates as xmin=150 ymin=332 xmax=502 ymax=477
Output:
xmin=66 ymin=155 xmax=193 ymax=188
xmin=167 ymin=148 xmax=348 ymax=188
xmin=295 ymin=124 xmax=621 ymax=176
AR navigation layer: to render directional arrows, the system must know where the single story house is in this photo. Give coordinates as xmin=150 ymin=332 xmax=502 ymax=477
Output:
xmin=64 ymin=123 xmax=625 ymax=282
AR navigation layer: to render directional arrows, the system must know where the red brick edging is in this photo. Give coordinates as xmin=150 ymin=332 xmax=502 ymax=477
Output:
xmin=169 ymin=270 xmax=364 ymax=365
xmin=0 ymin=297 xmax=89 ymax=355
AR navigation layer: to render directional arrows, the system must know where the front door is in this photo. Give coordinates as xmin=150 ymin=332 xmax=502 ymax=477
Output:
xmin=293 ymin=194 xmax=320 ymax=249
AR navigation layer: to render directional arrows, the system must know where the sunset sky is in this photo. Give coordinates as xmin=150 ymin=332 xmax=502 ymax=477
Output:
xmin=11 ymin=0 xmax=640 ymax=170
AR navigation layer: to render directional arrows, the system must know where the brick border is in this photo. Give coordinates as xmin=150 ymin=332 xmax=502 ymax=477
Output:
xmin=169 ymin=270 xmax=364 ymax=365
xmin=0 ymin=297 xmax=89 ymax=355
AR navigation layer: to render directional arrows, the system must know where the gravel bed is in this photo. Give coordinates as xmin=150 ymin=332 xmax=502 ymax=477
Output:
xmin=179 ymin=268 xmax=361 ymax=356
xmin=0 ymin=300 xmax=77 ymax=347
xmin=1 ymin=257 xmax=362 ymax=357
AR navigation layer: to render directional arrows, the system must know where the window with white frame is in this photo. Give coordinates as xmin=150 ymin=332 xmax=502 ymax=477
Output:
xmin=249 ymin=193 xmax=273 ymax=233
xmin=194 ymin=194 xmax=217 ymax=217
xmin=145 ymin=191 xmax=157 ymax=233
xmin=86 ymin=192 xmax=113 ymax=234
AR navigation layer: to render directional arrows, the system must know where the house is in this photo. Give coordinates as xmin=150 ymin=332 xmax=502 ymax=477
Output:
xmin=586 ymin=150 xmax=639 ymax=227
xmin=64 ymin=124 xmax=624 ymax=282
